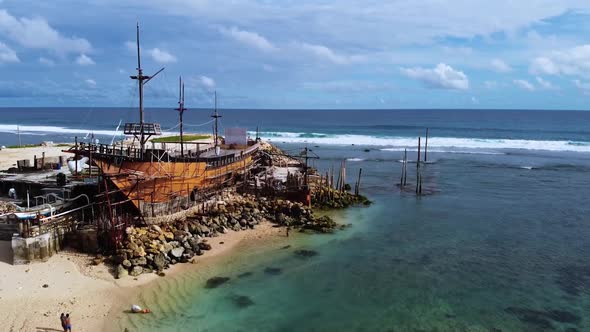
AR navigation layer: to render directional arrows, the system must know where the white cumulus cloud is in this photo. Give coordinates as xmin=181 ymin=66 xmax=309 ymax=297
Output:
xmin=490 ymin=58 xmax=512 ymax=73
xmin=137 ymin=1 xmax=590 ymax=48
xmin=199 ymin=75 xmax=215 ymax=90
xmin=219 ymin=27 xmax=277 ymax=52
xmin=573 ymin=79 xmax=590 ymax=94
xmin=85 ymin=79 xmax=96 ymax=87
xmin=0 ymin=9 xmax=91 ymax=54
xmin=293 ymin=42 xmax=365 ymax=65
xmin=125 ymin=42 xmax=176 ymax=63
xmin=400 ymin=63 xmax=469 ymax=90
xmin=513 ymin=79 xmax=535 ymax=91
xmin=535 ymin=76 xmax=557 ymax=90
xmin=76 ymin=54 xmax=95 ymax=66
xmin=149 ymin=48 xmax=176 ymax=63
xmin=530 ymin=45 xmax=590 ymax=77
xmin=0 ymin=41 xmax=18 ymax=63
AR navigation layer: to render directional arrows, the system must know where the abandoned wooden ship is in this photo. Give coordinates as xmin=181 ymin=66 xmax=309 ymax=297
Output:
xmin=69 ymin=25 xmax=260 ymax=218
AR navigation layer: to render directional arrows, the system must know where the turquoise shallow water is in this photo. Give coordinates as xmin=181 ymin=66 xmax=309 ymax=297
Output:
xmin=116 ymin=143 xmax=590 ymax=332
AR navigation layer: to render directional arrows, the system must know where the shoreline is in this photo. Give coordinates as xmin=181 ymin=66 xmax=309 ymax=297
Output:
xmin=0 ymin=221 xmax=288 ymax=332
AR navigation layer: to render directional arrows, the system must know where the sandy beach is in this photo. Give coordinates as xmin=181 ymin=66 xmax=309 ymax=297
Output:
xmin=0 ymin=222 xmax=286 ymax=332
xmin=0 ymin=145 xmax=73 ymax=171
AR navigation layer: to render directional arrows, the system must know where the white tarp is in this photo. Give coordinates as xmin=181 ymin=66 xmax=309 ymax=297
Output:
xmin=225 ymin=127 xmax=247 ymax=145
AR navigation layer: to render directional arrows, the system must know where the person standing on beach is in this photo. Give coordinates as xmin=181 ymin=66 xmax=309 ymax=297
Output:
xmin=65 ymin=313 xmax=72 ymax=331
xmin=60 ymin=313 xmax=66 ymax=332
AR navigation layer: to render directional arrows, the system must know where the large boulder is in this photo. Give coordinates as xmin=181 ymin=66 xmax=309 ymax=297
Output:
xmin=152 ymin=253 xmax=167 ymax=270
xmin=160 ymin=242 xmax=173 ymax=254
xmin=116 ymin=264 xmax=128 ymax=279
xmin=196 ymin=224 xmax=210 ymax=234
xmin=127 ymin=241 xmax=139 ymax=252
xmin=135 ymin=246 xmax=146 ymax=258
xmin=188 ymin=238 xmax=201 ymax=252
xmin=198 ymin=242 xmax=212 ymax=251
xmin=112 ymin=252 xmax=127 ymax=264
xmin=130 ymin=266 xmax=143 ymax=277
xmin=169 ymin=247 xmax=185 ymax=259
xmin=150 ymin=224 xmax=163 ymax=234
xmin=174 ymin=230 xmax=188 ymax=242
xmin=130 ymin=257 xmax=147 ymax=266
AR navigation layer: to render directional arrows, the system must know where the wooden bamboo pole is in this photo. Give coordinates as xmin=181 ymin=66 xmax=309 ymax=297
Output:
xmin=330 ymin=165 xmax=334 ymax=189
xmin=336 ymin=161 xmax=342 ymax=192
xmin=403 ymin=149 xmax=408 ymax=186
xmin=416 ymin=137 xmax=421 ymax=194
xmin=419 ymin=169 xmax=423 ymax=194
xmin=417 ymin=137 xmax=421 ymax=168
xmin=342 ymin=160 xmax=347 ymax=192
xmin=399 ymin=155 xmax=406 ymax=188
xmin=424 ymin=128 xmax=429 ymax=163
xmin=325 ymin=171 xmax=330 ymax=202
xmin=355 ymin=168 xmax=362 ymax=195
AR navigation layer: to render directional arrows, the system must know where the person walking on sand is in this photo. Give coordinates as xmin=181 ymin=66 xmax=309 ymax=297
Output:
xmin=64 ymin=313 xmax=72 ymax=332
xmin=60 ymin=313 xmax=66 ymax=332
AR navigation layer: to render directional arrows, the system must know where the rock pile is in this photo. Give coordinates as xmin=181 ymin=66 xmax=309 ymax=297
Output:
xmin=112 ymin=193 xmax=339 ymax=278
xmin=312 ymin=187 xmax=371 ymax=209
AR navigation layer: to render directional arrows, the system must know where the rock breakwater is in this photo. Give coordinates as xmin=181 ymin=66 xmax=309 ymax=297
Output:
xmin=312 ymin=186 xmax=371 ymax=209
xmin=112 ymin=192 xmax=340 ymax=278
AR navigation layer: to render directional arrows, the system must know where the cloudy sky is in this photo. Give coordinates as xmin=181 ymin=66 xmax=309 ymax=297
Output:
xmin=1 ymin=0 xmax=590 ymax=109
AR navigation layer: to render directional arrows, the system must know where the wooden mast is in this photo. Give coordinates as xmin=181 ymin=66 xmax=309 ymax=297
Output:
xmin=175 ymin=77 xmax=187 ymax=156
xmin=211 ymin=91 xmax=222 ymax=150
xmin=129 ymin=23 xmax=165 ymax=154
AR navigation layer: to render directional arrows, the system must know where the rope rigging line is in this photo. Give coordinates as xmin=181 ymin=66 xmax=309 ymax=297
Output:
xmin=162 ymin=122 xmax=181 ymax=132
xmin=183 ymin=119 xmax=216 ymax=127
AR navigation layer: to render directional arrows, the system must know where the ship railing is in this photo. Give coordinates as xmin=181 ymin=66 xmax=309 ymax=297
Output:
xmin=75 ymin=140 xmax=259 ymax=162
xmin=77 ymin=142 xmax=145 ymax=159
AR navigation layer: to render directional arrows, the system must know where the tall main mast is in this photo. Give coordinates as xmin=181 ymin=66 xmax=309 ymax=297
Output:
xmin=175 ymin=77 xmax=187 ymax=156
xmin=211 ymin=91 xmax=222 ymax=148
xmin=128 ymin=23 xmax=164 ymax=153
xmin=130 ymin=23 xmax=150 ymax=151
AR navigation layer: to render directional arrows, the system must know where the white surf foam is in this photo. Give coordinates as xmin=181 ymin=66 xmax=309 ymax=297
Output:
xmin=346 ymin=158 xmax=365 ymax=162
xmin=0 ymin=124 xmax=120 ymax=137
xmin=256 ymin=131 xmax=590 ymax=153
xmin=381 ymin=148 xmax=505 ymax=155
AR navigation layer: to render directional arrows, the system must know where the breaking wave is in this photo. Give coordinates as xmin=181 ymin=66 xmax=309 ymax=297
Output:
xmin=0 ymin=124 xmax=121 ymax=137
xmin=256 ymin=131 xmax=590 ymax=153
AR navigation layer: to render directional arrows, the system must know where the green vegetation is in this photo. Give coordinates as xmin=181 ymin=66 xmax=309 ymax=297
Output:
xmin=6 ymin=144 xmax=39 ymax=149
xmin=152 ymin=134 xmax=211 ymax=143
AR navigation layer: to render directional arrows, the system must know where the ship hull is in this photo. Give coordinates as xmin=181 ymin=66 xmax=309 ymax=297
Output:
xmin=92 ymin=154 xmax=254 ymax=217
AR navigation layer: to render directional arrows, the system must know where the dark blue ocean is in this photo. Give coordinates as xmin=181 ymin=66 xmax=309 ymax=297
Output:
xmin=2 ymin=108 xmax=590 ymax=331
